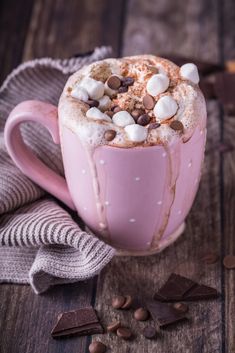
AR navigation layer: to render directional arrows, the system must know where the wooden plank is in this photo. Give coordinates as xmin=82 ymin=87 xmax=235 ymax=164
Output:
xmin=0 ymin=0 xmax=34 ymax=84
xmin=95 ymin=0 xmax=223 ymax=352
xmin=0 ymin=281 xmax=95 ymax=353
xmin=23 ymin=0 xmax=125 ymax=60
xmin=221 ymin=0 xmax=235 ymax=351
xmin=0 ymin=1 xmax=126 ymax=353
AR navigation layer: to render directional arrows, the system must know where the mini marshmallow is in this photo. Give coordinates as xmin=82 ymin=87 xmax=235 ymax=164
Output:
xmin=112 ymin=111 xmax=135 ymax=127
xmin=71 ymin=86 xmax=89 ymax=102
xmin=154 ymin=95 xmax=178 ymax=121
xmin=104 ymin=81 xmax=117 ymax=97
xmin=146 ymin=74 xmax=169 ymax=96
xmin=80 ymin=77 xmax=105 ymax=100
xmin=180 ymin=63 xmax=200 ymax=84
xmin=124 ymin=124 xmax=148 ymax=142
xmin=86 ymin=107 xmax=111 ymax=122
xmin=98 ymin=95 xmax=111 ymax=111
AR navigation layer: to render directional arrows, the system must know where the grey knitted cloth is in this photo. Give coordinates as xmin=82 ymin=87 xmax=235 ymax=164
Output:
xmin=0 ymin=46 xmax=116 ymax=294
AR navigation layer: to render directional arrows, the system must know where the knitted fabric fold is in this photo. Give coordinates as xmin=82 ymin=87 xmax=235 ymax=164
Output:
xmin=0 ymin=46 xmax=116 ymax=294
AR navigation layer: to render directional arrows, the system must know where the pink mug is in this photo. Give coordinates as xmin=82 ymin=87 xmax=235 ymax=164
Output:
xmin=4 ymin=100 xmax=206 ymax=255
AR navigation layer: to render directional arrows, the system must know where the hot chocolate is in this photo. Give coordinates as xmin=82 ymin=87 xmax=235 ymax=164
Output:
xmin=59 ymin=55 xmax=206 ymax=149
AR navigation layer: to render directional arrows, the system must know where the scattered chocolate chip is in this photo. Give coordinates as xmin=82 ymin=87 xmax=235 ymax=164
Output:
xmin=201 ymin=252 xmax=219 ymax=264
xmin=154 ymin=273 xmax=219 ymax=302
xmin=147 ymin=301 xmax=187 ymax=328
xmin=148 ymin=122 xmax=161 ymax=130
xmin=170 ymin=120 xmax=184 ymax=132
xmin=143 ymin=94 xmax=155 ymax=110
xmin=142 ymin=326 xmax=157 ymax=339
xmin=51 ymin=307 xmax=103 ymax=338
xmin=112 ymin=295 xmax=126 ymax=309
xmin=89 ymin=341 xmax=107 ymax=353
xmin=121 ymin=295 xmax=133 ymax=309
xmin=87 ymin=99 xmax=99 ymax=108
xmin=223 ymin=255 xmax=235 ymax=269
xmin=122 ymin=77 xmax=134 ymax=87
xmin=116 ymin=327 xmax=132 ymax=340
xmin=104 ymin=129 xmax=116 ymax=141
xmin=113 ymin=106 xmax=122 ymax=113
xmin=173 ymin=302 xmax=189 ymax=313
xmin=107 ymin=75 xmax=122 ymax=90
xmin=137 ymin=114 xmax=150 ymax=126
xmin=134 ymin=307 xmax=149 ymax=321
xmin=104 ymin=110 xmax=114 ymax=118
xmin=131 ymin=109 xmax=145 ymax=120
xmin=118 ymin=86 xmax=128 ymax=94
xmin=107 ymin=320 xmax=121 ymax=333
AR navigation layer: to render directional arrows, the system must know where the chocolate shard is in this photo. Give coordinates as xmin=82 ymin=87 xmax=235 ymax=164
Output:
xmin=51 ymin=307 xmax=103 ymax=338
xmin=154 ymin=273 xmax=196 ymax=302
xmin=214 ymin=72 xmax=235 ymax=106
xmin=147 ymin=301 xmax=187 ymax=328
xmin=161 ymin=54 xmax=224 ymax=76
xmin=183 ymin=284 xmax=219 ymax=301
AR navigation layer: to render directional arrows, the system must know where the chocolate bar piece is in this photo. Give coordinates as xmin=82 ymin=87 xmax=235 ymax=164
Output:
xmin=51 ymin=307 xmax=103 ymax=338
xmin=154 ymin=273 xmax=196 ymax=302
xmin=154 ymin=273 xmax=219 ymax=302
xmin=147 ymin=301 xmax=187 ymax=328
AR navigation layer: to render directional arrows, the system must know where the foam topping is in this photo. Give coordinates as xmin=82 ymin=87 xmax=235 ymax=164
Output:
xmin=59 ymin=55 xmax=206 ymax=148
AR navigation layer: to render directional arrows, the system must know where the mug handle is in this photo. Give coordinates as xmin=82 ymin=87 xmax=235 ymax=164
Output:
xmin=4 ymin=100 xmax=76 ymax=210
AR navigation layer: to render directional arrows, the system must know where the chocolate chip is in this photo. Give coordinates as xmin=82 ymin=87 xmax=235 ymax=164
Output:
xmin=107 ymin=320 xmax=121 ymax=333
xmin=148 ymin=122 xmax=161 ymax=130
xmin=223 ymin=255 xmax=235 ymax=269
xmin=89 ymin=341 xmax=106 ymax=353
xmin=137 ymin=114 xmax=150 ymax=126
xmin=142 ymin=326 xmax=157 ymax=339
xmin=107 ymin=75 xmax=122 ymax=90
xmin=104 ymin=110 xmax=114 ymax=118
xmin=173 ymin=302 xmax=189 ymax=313
xmin=143 ymin=94 xmax=155 ymax=110
xmin=118 ymin=86 xmax=128 ymax=94
xmin=170 ymin=120 xmax=184 ymax=132
xmin=201 ymin=252 xmax=219 ymax=264
xmin=147 ymin=301 xmax=187 ymax=328
xmin=51 ymin=307 xmax=103 ymax=338
xmin=112 ymin=295 xmax=126 ymax=309
xmin=122 ymin=77 xmax=134 ymax=87
xmin=113 ymin=106 xmax=122 ymax=113
xmin=121 ymin=295 xmax=133 ymax=309
xmin=116 ymin=327 xmax=132 ymax=340
xmin=104 ymin=129 xmax=116 ymax=141
xmin=87 ymin=99 xmax=99 ymax=108
xmin=131 ymin=109 xmax=145 ymax=120
xmin=134 ymin=307 xmax=149 ymax=321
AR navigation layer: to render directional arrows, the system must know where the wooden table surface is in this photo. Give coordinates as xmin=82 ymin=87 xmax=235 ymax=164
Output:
xmin=0 ymin=1 xmax=235 ymax=352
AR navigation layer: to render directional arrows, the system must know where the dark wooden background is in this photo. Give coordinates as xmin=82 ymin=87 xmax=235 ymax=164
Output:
xmin=0 ymin=0 xmax=235 ymax=352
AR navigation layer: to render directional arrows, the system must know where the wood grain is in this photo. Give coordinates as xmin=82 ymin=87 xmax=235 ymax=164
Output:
xmin=0 ymin=0 xmax=34 ymax=84
xmin=94 ymin=0 xmax=223 ymax=352
xmin=0 ymin=281 xmax=95 ymax=353
xmin=23 ymin=0 xmax=125 ymax=60
xmin=0 ymin=1 xmax=126 ymax=353
xmin=221 ymin=0 xmax=235 ymax=351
